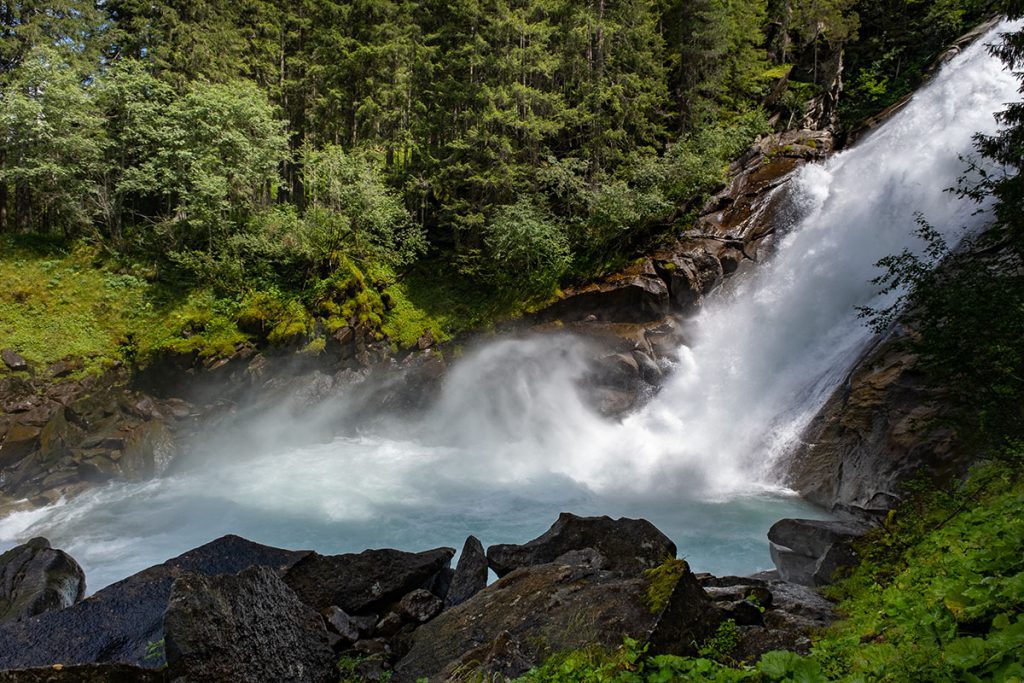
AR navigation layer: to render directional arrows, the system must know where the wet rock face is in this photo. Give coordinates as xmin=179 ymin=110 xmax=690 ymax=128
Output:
xmin=784 ymin=331 xmax=959 ymax=512
xmin=0 ymin=370 xmax=187 ymax=509
xmin=0 ymin=538 xmax=85 ymax=623
xmin=164 ymin=566 xmax=336 ymax=683
xmin=282 ymin=547 xmax=455 ymax=614
xmin=768 ymin=518 xmax=870 ymax=586
xmin=0 ymin=535 xmax=308 ymax=670
xmin=486 ymin=512 xmax=676 ymax=578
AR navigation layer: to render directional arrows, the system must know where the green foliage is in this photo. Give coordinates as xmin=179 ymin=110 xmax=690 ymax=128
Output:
xmin=643 ymin=558 xmax=689 ymax=614
xmin=661 ymin=111 xmax=771 ymax=214
xmin=0 ymin=47 xmax=107 ymax=233
xmin=698 ymin=620 xmax=743 ymax=663
xmin=0 ymin=241 xmax=144 ymax=374
xmin=303 ymin=146 xmax=426 ymax=269
xmin=840 ymin=0 xmax=989 ymax=127
xmin=479 ymin=199 xmax=571 ymax=291
xmin=812 ymin=462 xmax=1024 ymax=682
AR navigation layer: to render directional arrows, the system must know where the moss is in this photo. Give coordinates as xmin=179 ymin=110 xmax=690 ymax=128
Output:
xmin=135 ymin=289 xmax=249 ymax=361
xmin=642 ymin=558 xmax=688 ymax=614
xmin=302 ymin=336 xmax=326 ymax=355
xmin=380 ymin=282 xmax=449 ymax=349
xmin=0 ymin=242 xmax=148 ymax=375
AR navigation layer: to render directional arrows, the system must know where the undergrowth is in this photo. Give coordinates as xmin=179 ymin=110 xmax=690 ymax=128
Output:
xmin=0 ymin=238 xmax=542 ymax=372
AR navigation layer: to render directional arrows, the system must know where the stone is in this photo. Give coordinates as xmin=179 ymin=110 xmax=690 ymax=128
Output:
xmin=768 ymin=518 xmax=870 ymax=586
xmin=486 ymin=512 xmax=675 ymax=578
xmin=394 ymin=558 xmax=718 ymax=682
xmin=2 ymin=348 xmax=29 ymax=372
xmin=445 ymin=535 xmax=488 ymax=608
xmin=324 ymin=605 xmax=362 ymax=642
xmin=118 ymin=421 xmax=176 ymax=480
xmin=283 ymin=547 xmax=454 ymax=614
xmin=632 ymin=350 xmax=663 ymax=386
xmin=46 ymin=360 xmax=78 ymax=379
xmin=0 ymin=424 xmax=42 ymax=468
xmin=0 ymin=538 xmax=85 ymax=623
xmin=416 ymin=329 xmax=435 ymax=350
xmin=164 ymin=565 xmax=336 ymax=683
xmin=397 ymin=589 xmax=443 ymax=623
xmin=352 ymin=638 xmax=390 ymax=656
xmin=537 ymin=260 xmax=670 ymax=324
xmin=0 ymin=535 xmax=309 ymax=670
xmin=723 ymin=599 xmax=765 ymax=626
xmin=374 ymin=611 xmax=405 ymax=638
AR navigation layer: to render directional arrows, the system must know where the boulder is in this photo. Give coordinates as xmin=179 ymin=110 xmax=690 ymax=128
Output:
xmin=695 ymin=574 xmax=837 ymax=661
xmin=396 ymin=589 xmax=443 ymax=623
xmin=323 ymin=605 xmax=364 ymax=642
xmin=394 ymin=557 xmax=718 ymax=682
xmin=0 ymin=538 xmax=85 ymax=622
xmin=537 ymin=260 xmax=670 ymax=324
xmin=444 ymin=536 xmax=487 ymax=608
xmin=283 ymin=547 xmax=454 ymax=614
xmin=655 ymin=253 xmax=724 ymax=314
xmin=0 ymin=424 xmax=42 ymax=468
xmin=0 ymin=535 xmax=308 ymax=669
xmin=486 ymin=513 xmax=675 ymax=578
xmin=768 ymin=518 xmax=870 ymax=586
xmin=2 ymin=348 xmax=29 ymax=372
xmin=163 ymin=566 xmax=336 ymax=683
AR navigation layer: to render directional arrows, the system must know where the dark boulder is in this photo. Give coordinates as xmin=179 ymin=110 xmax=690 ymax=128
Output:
xmin=323 ymin=605 xmax=364 ymax=643
xmin=486 ymin=512 xmax=675 ymax=578
xmin=0 ymin=537 xmax=85 ymax=622
xmin=283 ymin=547 xmax=454 ymax=614
xmin=394 ymin=557 xmax=718 ymax=682
xmin=695 ymin=574 xmax=837 ymax=661
xmin=0 ymin=535 xmax=308 ymax=669
xmin=537 ymin=260 xmax=670 ymax=324
xmin=444 ymin=535 xmax=488 ymax=608
xmin=768 ymin=518 xmax=870 ymax=586
xmin=163 ymin=565 xmax=336 ymax=683
xmin=2 ymin=348 xmax=29 ymax=372
xmin=397 ymin=588 xmax=443 ymax=623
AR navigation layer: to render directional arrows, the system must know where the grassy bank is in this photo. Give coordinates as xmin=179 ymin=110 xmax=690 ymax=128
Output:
xmin=0 ymin=237 xmax=558 ymax=376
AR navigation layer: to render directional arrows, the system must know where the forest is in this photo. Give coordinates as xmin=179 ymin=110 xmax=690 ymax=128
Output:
xmin=0 ymin=0 xmax=996 ymax=365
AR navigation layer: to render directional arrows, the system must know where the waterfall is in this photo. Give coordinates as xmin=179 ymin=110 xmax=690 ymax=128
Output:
xmin=2 ymin=20 xmax=1020 ymax=590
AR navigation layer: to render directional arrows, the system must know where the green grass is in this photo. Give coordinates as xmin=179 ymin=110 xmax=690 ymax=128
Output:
xmin=0 ymin=241 xmax=148 ymax=375
xmin=0 ymin=239 xmax=557 ymax=377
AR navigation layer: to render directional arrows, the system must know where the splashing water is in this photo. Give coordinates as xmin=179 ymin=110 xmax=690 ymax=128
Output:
xmin=2 ymin=21 xmax=1021 ymax=591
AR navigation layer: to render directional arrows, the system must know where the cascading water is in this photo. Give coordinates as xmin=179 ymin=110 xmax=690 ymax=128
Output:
xmin=2 ymin=21 xmax=1021 ymax=591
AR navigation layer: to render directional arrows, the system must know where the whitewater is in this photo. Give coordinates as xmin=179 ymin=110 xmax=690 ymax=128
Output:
xmin=2 ymin=20 xmax=1021 ymax=591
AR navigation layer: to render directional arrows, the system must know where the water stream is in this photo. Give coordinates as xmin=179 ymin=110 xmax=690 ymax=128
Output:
xmin=2 ymin=21 xmax=1020 ymax=592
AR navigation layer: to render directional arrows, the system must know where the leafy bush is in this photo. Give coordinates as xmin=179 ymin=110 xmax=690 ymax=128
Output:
xmin=479 ymin=199 xmax=571 ymax=290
